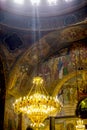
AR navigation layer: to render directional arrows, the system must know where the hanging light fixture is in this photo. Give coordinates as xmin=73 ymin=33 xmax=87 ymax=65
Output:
xmin=13 ymin=76 xmax=62 ymax=128
xmin=76 ymin=118 xmax=85 ymax=130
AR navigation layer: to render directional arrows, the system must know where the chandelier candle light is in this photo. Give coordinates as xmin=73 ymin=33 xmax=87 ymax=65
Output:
xmin=13 ymin=76 xmax=62 ymax=129
xmin=76 ymin=118 xmax=85 ymax=130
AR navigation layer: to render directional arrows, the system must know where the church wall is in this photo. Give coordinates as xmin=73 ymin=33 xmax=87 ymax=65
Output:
xmin=4 ymin=42 xmax=87 ymax=130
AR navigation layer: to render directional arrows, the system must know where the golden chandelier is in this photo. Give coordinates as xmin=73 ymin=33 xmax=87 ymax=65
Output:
xmin=13 ymin=76 xmax=61 ymax=128
xmin=76 ymin=118 xmax=85 ymax=130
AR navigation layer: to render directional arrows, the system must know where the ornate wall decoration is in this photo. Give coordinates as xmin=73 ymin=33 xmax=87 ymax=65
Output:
xmin=60 ymin=27 xmax=86 ymax=43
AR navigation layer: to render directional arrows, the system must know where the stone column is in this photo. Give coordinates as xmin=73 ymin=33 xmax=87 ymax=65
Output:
xmin=0 ymin=59 xmax=6 ymax=130
xmin=17 ymin=113 xmax=22 ymax=130
xmin=49 ymin=117 xmax=55 ymax=130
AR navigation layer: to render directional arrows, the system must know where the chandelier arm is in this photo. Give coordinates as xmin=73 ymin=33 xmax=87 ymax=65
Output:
xmin=27 ymin=84 xmax=35 ymax=96
xmin=41 ymin=85 xmax=49 ymax=95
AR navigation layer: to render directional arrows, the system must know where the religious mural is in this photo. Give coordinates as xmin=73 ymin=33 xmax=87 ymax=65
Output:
xmin=38 ymin=43 xmax=86 ymax=81
xmin=4 ymin=42 xmax=87 ymax=129
xmin=37 ymin=43 xmax=87 ymax=116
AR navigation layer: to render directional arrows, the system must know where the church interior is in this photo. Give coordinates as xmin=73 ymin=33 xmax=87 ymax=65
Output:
xmin=0 ymin=0 xmax=87 ymax=130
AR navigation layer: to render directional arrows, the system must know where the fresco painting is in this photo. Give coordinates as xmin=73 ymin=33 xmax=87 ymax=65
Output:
xmin=4 ymin=109 xmax=18 ymax=130
xmin=4 ymin=99 xmax=18 ymax=130
xmin=4 ymin=43 xmax=87 ymax=129
xmin=38 ymin=43 xmax=87 ymax=86
xmin=39 ymin=54 xmax=73 ymax=83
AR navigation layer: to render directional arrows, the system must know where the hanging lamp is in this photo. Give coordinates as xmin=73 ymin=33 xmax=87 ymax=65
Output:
xmin=13 ymin=76 xmax=62 ymax=128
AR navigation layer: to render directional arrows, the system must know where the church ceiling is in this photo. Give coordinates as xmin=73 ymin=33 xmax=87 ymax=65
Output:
xmin=0 ymin=20 xmax=87 ymax=72
xmin=0 ymin=2 xmax=87 ymax=31
xmin=1 ymin=0 xmax=86 ymax=17
xmin=3 ymin=21 xmax=86 ymax=98
xmin=0 ymin=1 xmax=87 ymax=98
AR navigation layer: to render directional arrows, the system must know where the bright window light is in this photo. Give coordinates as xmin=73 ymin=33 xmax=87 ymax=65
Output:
xmin=14 ymin=0 xmax=24 ymax=5
xmin=48 ymin=0 xmax=57 ymax=6
xmin=65 ymin=0 xmax=73 ymax=2
xmin=1 ymin=0 xmax=5 ymax=1
xmin=30 ymin=0 xmax=40 ymax=6
xmin=1 ymin=0 xmax=6 ymax=2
